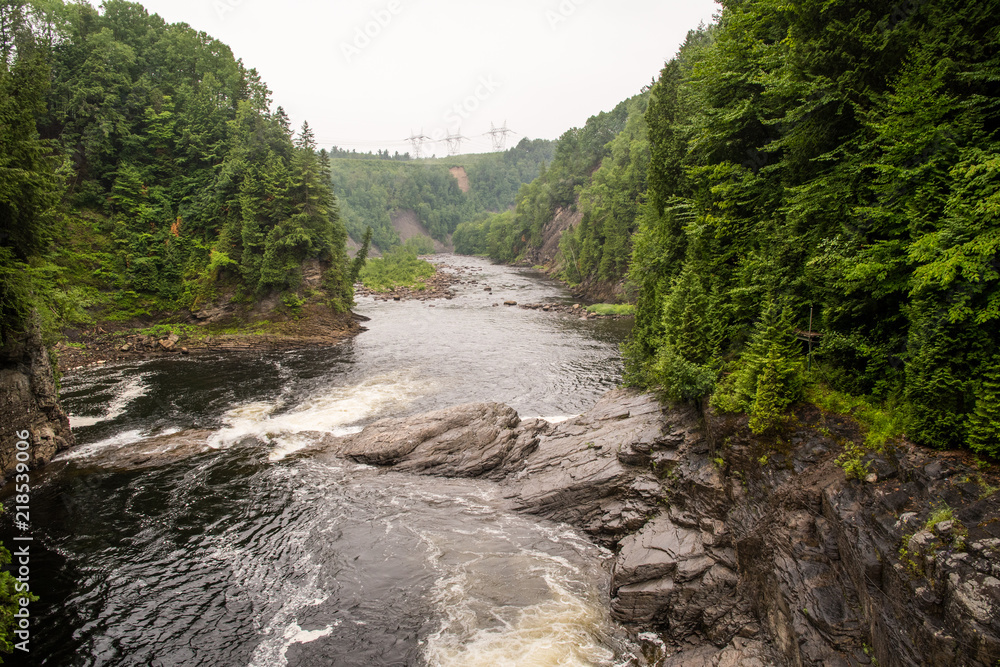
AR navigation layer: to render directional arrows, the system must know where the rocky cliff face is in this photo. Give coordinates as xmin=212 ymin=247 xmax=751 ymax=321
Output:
xmin=316 ymin=390 xmax=1000 ymax=667
xmin=0 ymin=320 xmax=74 ymax=484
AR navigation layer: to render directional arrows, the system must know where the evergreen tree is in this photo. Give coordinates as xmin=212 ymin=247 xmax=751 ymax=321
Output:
xmin=967 ymin=356 xmax=1000 ymax=458
xmin=273 ymin=105 xmax=291 ymax=136
xmin=749 ymin=345 xmax=793 ymax=435
xmin=714 ymin=300 xmax=804 ymax=414
xmin=349 ymin=227 xmax=373 ymax=284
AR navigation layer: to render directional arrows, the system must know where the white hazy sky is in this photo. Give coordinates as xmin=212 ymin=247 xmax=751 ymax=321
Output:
xmin=135 ymin=0 xmax=719 ymax=155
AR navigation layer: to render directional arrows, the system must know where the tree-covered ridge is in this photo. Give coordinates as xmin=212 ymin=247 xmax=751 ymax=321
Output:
xmin=627 ymin=0 xmax=1000 ymax=456
xmin=1 ymin=0 xmax=353 ymax=341
xmin=453 ymin=96 xmax=637 ymax=262
xmin=329 ymin=138 xmax=554 ymax=252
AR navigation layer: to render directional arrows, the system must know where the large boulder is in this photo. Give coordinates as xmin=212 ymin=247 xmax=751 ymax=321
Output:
xmin=318 ymin=402 xmax=542 ymax=479
xmin=503 ymin=389 xmax=684 ymax=542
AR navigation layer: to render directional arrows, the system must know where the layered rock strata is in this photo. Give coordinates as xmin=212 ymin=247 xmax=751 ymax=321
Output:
xmin=316 ymin=390 xmax=1000 ymax=667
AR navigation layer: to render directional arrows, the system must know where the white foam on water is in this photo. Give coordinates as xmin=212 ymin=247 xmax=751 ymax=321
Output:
xmin=53 ymin=429 xmax=147 ymax=461
xmin=208 ymin=373 xmax=429 ymax=457
xmin=268 ymin=426 xmax=363 ymax=462
xmin=247 ymin=607 xmax=337 ymax=667
xmin=67 ymin=374 xmax=149 ymax=428
xmin=424 ymin=555 xmax=615 ymax=667
xmin=538 ymin=414 xmax=580 ymax=424
xmin=212 ymin=524 xmax=333 ymax=667
xmin=284 ymin=622 xmax=337 ymax=645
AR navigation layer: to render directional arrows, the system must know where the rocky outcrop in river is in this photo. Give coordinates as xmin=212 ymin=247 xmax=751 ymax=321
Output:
xmin=0 ymin=319 xmax=74 ymax=484
xmin=317 ymin=390 xmax=1000 ymax=667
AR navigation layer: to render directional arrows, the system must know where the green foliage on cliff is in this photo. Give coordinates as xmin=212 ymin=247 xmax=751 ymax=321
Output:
xmin=559 ymin=95 xmax=651 ymax=285
xmin=455 ymin=0 xmax=1000 ymax=455
xmin=622 ymin=0 xmax=1000 ymax=454
xmin=968 ymin=357 xmax=1000 ymax=458
xmin=0 ymin=2 xmax=60 ymax=347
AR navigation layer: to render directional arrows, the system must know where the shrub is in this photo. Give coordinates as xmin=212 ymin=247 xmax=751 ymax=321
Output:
xmin=836 ymin=442 xmax=872 ymax=481
xmin=585 ymin=303 xmax=636 ymax=316
xmin=359 ymin=246 xmax=436 ymax=292
xmin=402 ymin=235 xmax=436 ymax=255
xmin=652 ymin=345 xmax=716 ymax=403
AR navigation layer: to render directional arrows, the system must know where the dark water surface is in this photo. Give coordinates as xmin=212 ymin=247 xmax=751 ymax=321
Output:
xmin=3 ymin=256 xmax=636 ymax=666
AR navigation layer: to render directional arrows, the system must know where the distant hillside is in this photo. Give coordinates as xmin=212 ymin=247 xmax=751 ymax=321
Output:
xmin=453 ymin=93 xmax=643 ymax=298
xmin=329 ymin=138 xmax=554 ymax=253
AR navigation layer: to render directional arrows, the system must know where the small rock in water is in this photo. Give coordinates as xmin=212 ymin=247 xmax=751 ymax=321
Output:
xmin=181 ymin=347 xmax=190 ymax=355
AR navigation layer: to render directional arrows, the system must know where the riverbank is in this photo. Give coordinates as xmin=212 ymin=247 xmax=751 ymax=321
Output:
xmin=55 ymin=305 xmax=364 ymax=373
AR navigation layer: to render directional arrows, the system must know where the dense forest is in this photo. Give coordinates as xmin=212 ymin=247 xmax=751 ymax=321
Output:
xmin=331 ymin=138 xmax=554 ymax=252
xmin=0 ymin=0 xmax=356 ymax=345
xmin=459 ymin=0 xmax=1000 ymax=458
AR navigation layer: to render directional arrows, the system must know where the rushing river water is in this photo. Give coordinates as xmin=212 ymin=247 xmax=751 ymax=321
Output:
xmin=4 ymin=256 xmax=638 ymax=666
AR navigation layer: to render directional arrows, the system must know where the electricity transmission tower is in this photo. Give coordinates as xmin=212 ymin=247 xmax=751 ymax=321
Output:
xmin=487 ymin=121 xmax=513 ymax=152
xmin=407 ymin=130 xmax=430 ymax=159
xmin=445 ymin=130 xmax=468 ymax=156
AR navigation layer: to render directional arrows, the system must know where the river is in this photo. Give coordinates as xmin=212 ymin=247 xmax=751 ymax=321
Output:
xmin=6 ymin=256 xmax=639 ymax=666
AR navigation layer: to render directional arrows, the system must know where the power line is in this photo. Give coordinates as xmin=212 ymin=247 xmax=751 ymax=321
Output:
xmin=314 ymin=124 xmax=520 ymax=156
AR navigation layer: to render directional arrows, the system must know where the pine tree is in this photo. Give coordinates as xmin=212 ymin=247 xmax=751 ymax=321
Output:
xmin=349 ymin=227 xmax=373 ymax=284
xmin=749 ymin=345 xmax=792 ymax=435
xmin=296 ymin=120 xmax=316 ymax=151
xmin=967 ymin=356 xmax=1000 ymax=458
xmin=662 ymin=260 xmax=713 ymax=365
xmin=712 ymin=300 xmax=804 ymax=415
xmin=274 ymin=106 xmax=291 ymax=135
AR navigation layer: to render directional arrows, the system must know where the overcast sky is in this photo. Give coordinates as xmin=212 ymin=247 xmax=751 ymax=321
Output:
xmin=135 ymin=0 xmax=719 ymax=155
